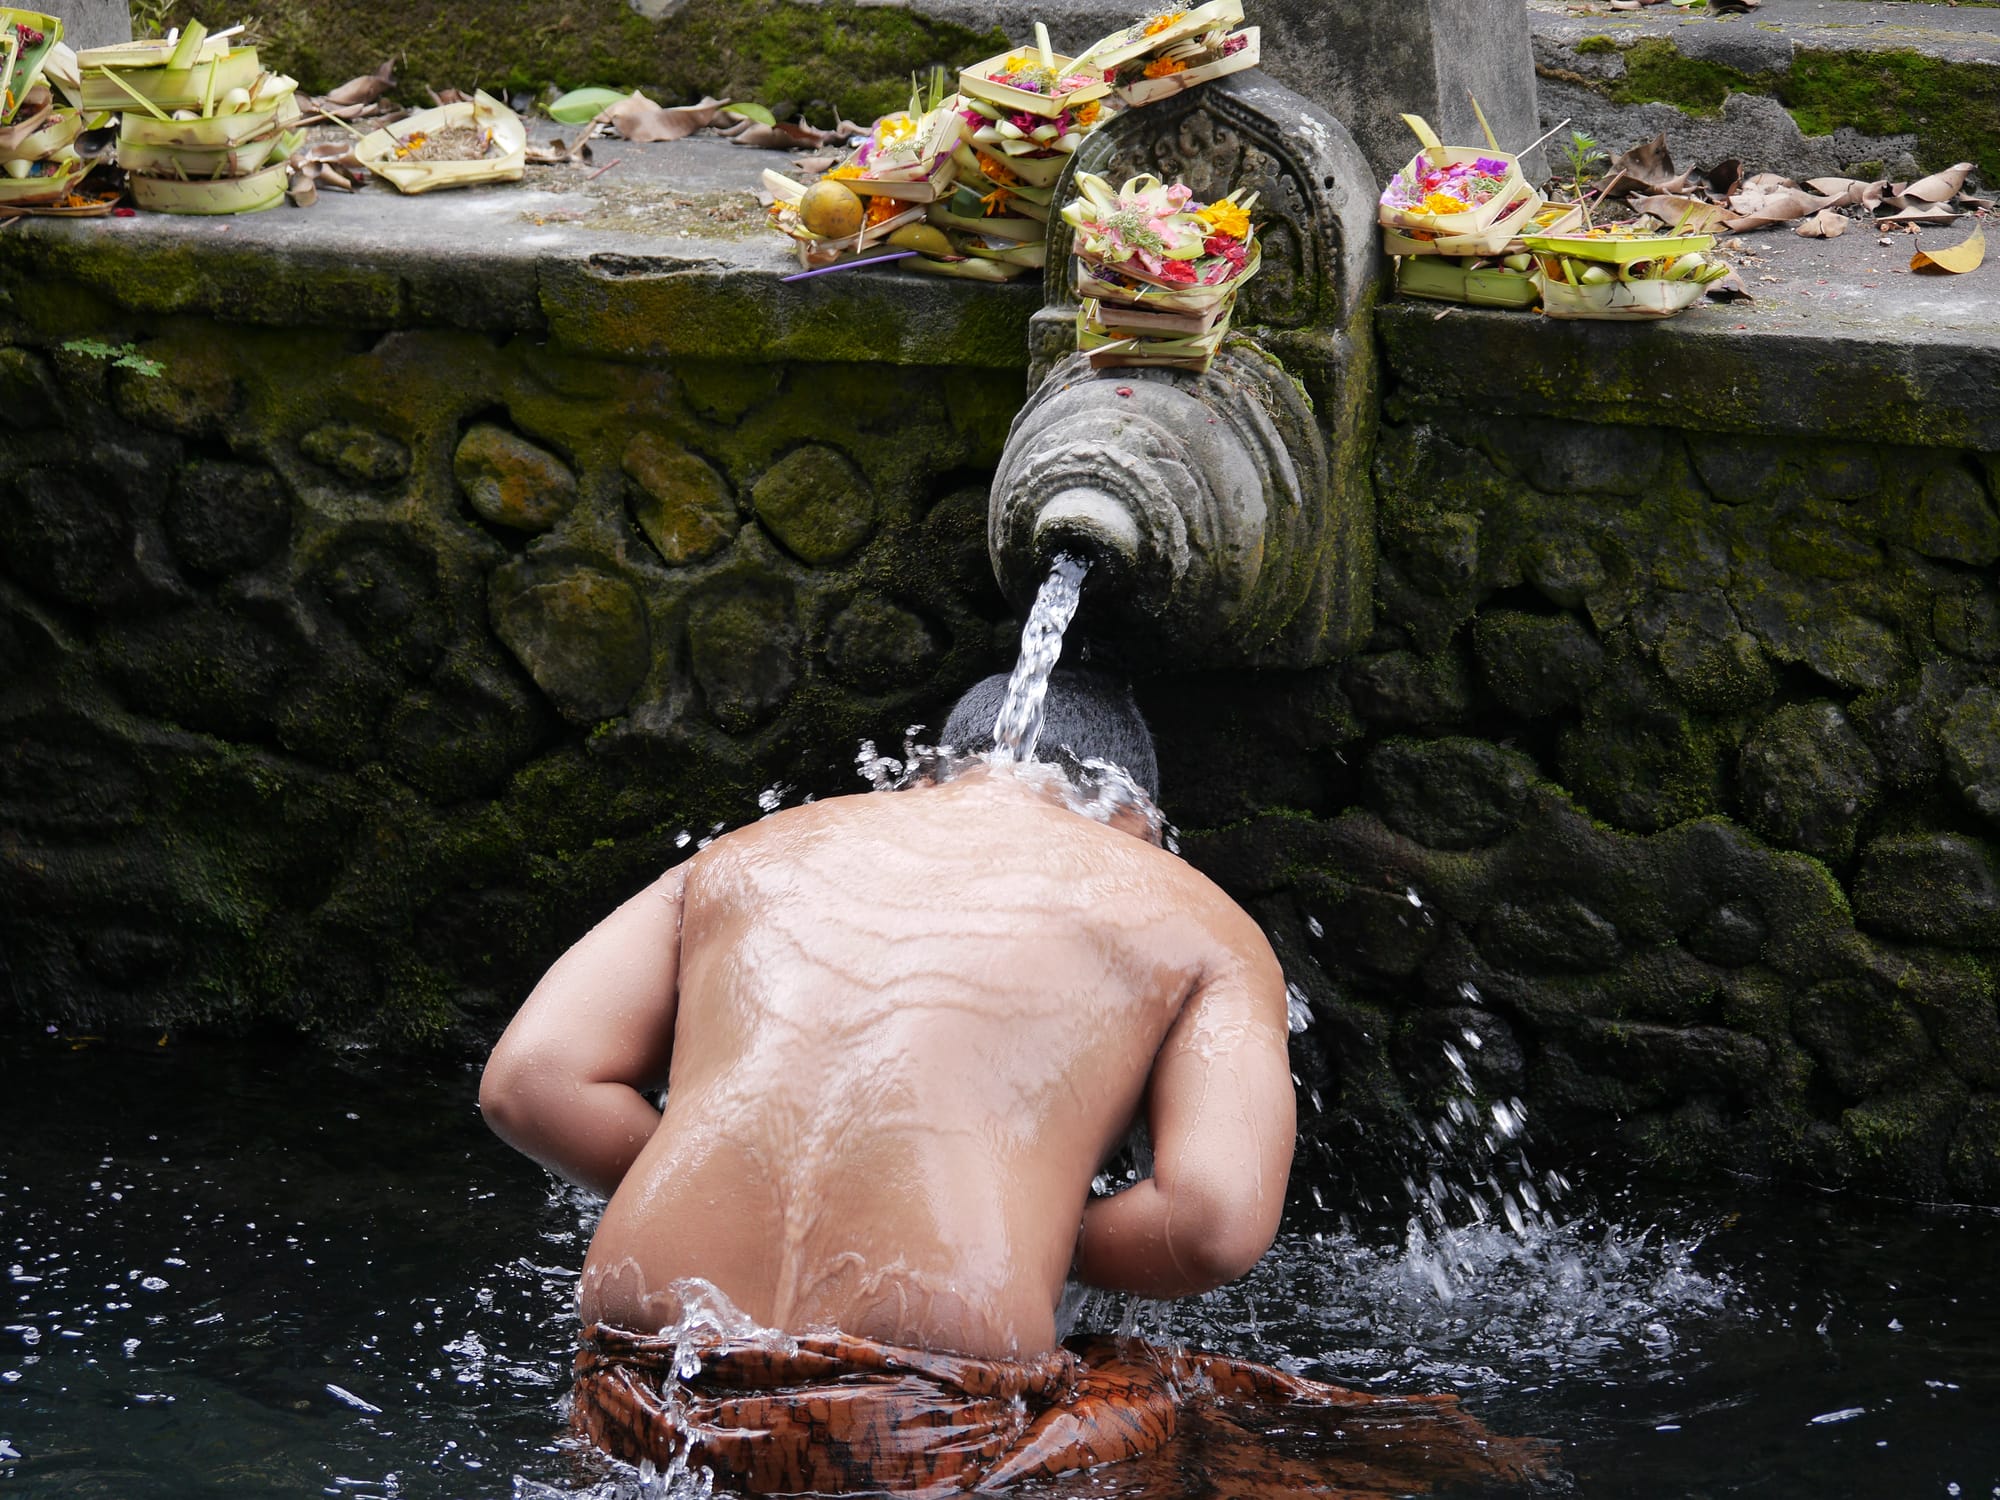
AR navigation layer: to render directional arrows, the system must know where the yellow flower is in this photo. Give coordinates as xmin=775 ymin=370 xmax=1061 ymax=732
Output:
xmin=875 ymin=112 xmax=917 ymax=147
xmin=1072 ymin=99 xmax=1102 ymax=127
xmin=1142 ymin=56 xmax=1187 ymax=79
xmin=1195 ymin=199 xmax=1250 ymax=239
xmin=825 ymin=163 xmax=865 ymax=180
xmin=1421 ymin=190 xmax=1469 ymax=215
xmin=1002 ymin=51 xmax=1037 ymax=70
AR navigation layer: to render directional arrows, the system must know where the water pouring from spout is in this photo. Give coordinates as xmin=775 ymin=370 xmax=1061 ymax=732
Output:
xmin=991 ymin=553 xmax=1088 ymax=763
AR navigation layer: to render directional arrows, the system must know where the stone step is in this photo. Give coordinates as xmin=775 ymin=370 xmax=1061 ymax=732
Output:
xmin=1529 ymin=0 xmax=2000 ymax=181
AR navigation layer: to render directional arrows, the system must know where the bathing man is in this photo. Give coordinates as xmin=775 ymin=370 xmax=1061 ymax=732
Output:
xmin=480 ymin=671 xmax=1552 ymax=1495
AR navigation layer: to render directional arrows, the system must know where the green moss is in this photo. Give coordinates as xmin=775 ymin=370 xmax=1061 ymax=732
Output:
xmin=1554 ymin=35 xmax=2000 ymax=180
xmin=1789 ymin=48 xmax=2000 ymax=184
xmin=163 ymin=0 xmax=1007 ymax=121
xmin=1607 ymin=37 xmax=1771 ymax=118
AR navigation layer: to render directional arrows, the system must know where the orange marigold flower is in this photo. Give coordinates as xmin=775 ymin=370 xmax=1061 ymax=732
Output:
xmin=1142 ymin=56 xmax=1187 ymax=79
xmin=864 ymin=194 xmax=902 ymax=226
xmin=1072 ymin=99 xmax=1101 ymax=127
xmin=976 ymin=153 xmax=1019 ymax=185
xmin=980 ymin=186 xmax=1014 ymax=215
xmin=1142 ymin=9 xmax=1187 ymax=35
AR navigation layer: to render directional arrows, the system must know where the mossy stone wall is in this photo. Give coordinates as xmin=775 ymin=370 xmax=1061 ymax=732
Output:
xmin=1174 ymin=406 xmax=2000 ymax=1204
xmin=0 ymin=280 xmax=1019 ymax=1045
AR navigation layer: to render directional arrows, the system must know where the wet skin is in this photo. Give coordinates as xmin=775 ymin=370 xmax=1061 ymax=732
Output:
xmin=480 ymin=765 xmax=1294 ymax=1360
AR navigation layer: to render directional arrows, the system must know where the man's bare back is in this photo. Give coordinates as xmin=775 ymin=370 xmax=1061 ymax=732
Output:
xmin=481 ymin=763 xmax=1294 ymax=1360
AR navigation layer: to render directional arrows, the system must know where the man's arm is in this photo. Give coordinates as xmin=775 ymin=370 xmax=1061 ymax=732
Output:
xmin=478 ymin=866 xmax=687 ymax=1198
xmin=1072 ymin=925 xmax=1295 ymax=1298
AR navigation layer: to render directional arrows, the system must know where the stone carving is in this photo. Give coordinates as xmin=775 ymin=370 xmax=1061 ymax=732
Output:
xmin=1002 ymin=71 xmax=1380 ymax=670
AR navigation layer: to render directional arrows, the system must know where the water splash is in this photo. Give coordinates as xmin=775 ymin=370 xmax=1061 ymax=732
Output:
xmin=991 ymin=554 xmax=1087 ymax=764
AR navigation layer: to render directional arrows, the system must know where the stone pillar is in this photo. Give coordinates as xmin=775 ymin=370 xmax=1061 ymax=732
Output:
xmin=42 ymin=0 xmax=131 ymax=49
xmin=923 ymin=0 xmax=1543 ymax=180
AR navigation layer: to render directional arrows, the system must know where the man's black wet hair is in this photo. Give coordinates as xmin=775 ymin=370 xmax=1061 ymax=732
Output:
xmin=940 ymin=669 xmax=1160 ymax=803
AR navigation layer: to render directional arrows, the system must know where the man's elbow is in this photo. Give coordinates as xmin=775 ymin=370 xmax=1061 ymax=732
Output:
xmin=479 ymin=1044 xmax=555 ymax=1152
xmin=1169 ymin=1186 xmax=1283 ymax=1291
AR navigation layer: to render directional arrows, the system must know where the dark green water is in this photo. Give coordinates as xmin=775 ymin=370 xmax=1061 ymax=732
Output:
xmin=1 ymin=1033 xmax=1996 ymax=1499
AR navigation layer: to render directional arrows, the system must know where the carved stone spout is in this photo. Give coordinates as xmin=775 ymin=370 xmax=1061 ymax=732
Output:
xmin=990 ymin=348 xmax=1325 ymax=662
xmin=988 ymin=71 xmax=1384 ymax=671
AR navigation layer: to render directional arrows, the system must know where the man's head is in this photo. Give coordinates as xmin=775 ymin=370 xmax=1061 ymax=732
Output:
xmin=940 ymin=669 xmax=1160 ymax=804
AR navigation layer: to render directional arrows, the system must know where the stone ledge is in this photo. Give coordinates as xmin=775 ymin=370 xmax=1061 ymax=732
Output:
xmin=1529 ymin=0 xmax=2000 ymax=181
xmin=1379 ymin=223 xmax=2000 ymax=452
xmin=0 ymin=137 xmax=1039 ymax=369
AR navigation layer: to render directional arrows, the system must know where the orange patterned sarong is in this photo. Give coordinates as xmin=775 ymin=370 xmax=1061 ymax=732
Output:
xmin=572 ymin=1323 xmax=1558 ymax=1497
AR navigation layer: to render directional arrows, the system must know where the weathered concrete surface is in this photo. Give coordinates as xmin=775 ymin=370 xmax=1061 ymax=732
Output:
xmin=42 ymin=0 xmax=130 ymax=50
xmin=0 ymin=137 xmax=1038 ymax=365
xmin=1380 ymin=223 xmax=2000 ymax=452
xmin=1531 ymin=0 xmax=2000 ymax=179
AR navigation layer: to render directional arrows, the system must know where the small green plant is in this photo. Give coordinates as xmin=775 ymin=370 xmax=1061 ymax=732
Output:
xmin=61 ymin=338 xmax=166 ymax=378
xmin=1563 ymin=129 xmax=1606 ymax=228
xmin=126 ymin=0 xmax=176 ymax=39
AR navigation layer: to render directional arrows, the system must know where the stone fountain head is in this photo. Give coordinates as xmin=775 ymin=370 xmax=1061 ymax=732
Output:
xmin=990 ymin=348 xmax=1321 ymax=660
xmin=988 ymin=72 xmax=1385 ymax=672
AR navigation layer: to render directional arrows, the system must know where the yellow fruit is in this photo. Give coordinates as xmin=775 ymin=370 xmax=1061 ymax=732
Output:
xmin=888 ymin=223 xmax=954 ymax=257
xmin=799 ymin=179 xmax=864 ymax=240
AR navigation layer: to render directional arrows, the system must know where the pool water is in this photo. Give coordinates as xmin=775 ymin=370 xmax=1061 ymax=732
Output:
xmin=1 ymin=1033 xmax=1996 ymax=1499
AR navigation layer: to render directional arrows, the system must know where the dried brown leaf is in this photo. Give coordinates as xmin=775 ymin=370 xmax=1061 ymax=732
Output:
xmin=1900 ymin=162 xmax=1974 ymax=204
xmin=322 ymin=60 xmax=395 ymax=108
xmin=1911 ymin=226 xmax=1986 ymax=275
xmin=717 ymin=118 xmax=841 ymax=150
xmin=1629 ymin=194 xmax=1730 ymax=233
xmin=600 ymin=92 xmax=727 ymax=143
xmin=1794 ymin=208 xmax=1847 ymax=239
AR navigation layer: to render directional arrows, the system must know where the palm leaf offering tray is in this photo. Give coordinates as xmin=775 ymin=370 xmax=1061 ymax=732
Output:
xmin=1395 ymin=254 xmax=1541 ymax=309
xmin=78 ymin=20 xmax=308 ymax=214
xmin=763 ymin=166 xmax=927 ymax=268
xmin=1520 ymin=227 xmax=1715 ymax=265
xmin=959 ymin=24 xmax=1109 ymax=121
xmin=0 ymin=11 xmax=97 ymax=207
xmin=1 ymin=7 xmax=58 ymax=123
xmin=1378 ymin=111 xmax=1542 ymax=257
xmin=1530 ymin=234 xmax=1730 ymax=321
xmin=1061 ymin=171 xmax=1259 ymax=372
xmin=1078 ymin=3 xmax=1258 ymax=107
xmin=75 ymin=23 xmax=260 ymax=114
xmin=355 ymin=90 xmax=526 ymax=194
xmin=817 ymin=73 xmax=962 ymax=203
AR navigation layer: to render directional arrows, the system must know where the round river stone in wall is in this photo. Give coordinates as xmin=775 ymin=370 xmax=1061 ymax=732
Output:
xmin=301 ymin=424 xmax=411 ymax=487
xmin=1909 ymin=465 xmax=2000 ymax=566
xmin=489 ymin=557 xmax=650 ymax=723
xmin=1942 ymin=685 xmax=2000 ymax=830
xmin=455 ymin=425 xmax=578 ymax=533
xmin=1853 ymin=832 xmax=2000 ymax=946
xmin=687 ymin=583 xmax=799 ymax=733
xmin=165 ymin=460 xmax=289 ymax=580
xmin=824 ymin=596 xmax=939 ymax=693
xmin=1736 ymin=702 xmax=1880 ymax=864
xmin=622 ymin=433 xmax=738 ymax=566
xmin=750 ymin=445 xmax=878 ymax=565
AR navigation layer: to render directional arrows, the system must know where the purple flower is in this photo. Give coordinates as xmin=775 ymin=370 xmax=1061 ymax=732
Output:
xmin=1473 ymin=157 xmax=1510 ymax=177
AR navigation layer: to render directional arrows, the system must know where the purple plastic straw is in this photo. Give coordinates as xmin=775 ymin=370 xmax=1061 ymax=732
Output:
xmin=781 ymin=251 xmax=919 ymax=282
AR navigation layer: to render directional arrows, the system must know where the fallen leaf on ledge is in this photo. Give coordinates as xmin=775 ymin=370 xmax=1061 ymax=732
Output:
xmin=1911 ymin=226 xmax=1986 ymax=275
